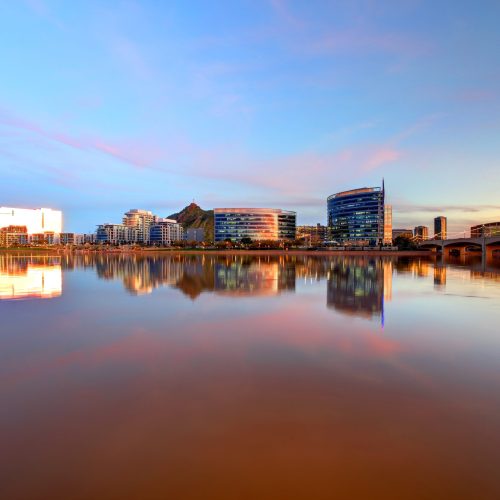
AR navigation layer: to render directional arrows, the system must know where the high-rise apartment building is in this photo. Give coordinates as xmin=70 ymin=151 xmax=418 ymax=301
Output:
xmin=434 ymin=216 xmax=447 ymax=240
xmin=123 ymin=209 xmax=155 ymax=243
xmin=414 ymin=226 xmax=429 ymax=242
xmin=327 ymin=184 xmax=385 ymax=246
xmin=383 ymin=205 xmax=393 ymax=245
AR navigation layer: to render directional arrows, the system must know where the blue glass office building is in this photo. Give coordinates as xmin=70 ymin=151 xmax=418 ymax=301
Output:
xmin=327 ymin=186 xmax=385 ymax=245
xmin=214 ymin=208 xmax=296 ymax=242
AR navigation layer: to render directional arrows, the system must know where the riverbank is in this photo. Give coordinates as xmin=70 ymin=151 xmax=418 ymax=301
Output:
xmin=0 ymin=247 xmax=433 ymax=257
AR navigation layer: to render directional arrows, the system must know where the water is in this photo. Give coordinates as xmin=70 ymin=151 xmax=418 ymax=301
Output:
xmin=1 ymin=253 xmax=500 ymax=500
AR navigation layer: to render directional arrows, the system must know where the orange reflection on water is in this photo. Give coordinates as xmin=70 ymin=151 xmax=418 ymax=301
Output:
xmin=0 ymin=260 xmax=62 ymax=300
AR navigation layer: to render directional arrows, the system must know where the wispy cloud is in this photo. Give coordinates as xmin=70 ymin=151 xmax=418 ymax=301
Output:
xmin=0 ymin=107 xmax=163 ymax=169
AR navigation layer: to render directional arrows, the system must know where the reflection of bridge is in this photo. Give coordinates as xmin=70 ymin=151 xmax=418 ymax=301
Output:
xmin=419 ymin=236 xmax=500 ymax=259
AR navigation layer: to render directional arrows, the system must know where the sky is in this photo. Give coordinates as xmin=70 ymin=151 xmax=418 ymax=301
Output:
xmin=0 ymin=0 xmax=499 ymax=235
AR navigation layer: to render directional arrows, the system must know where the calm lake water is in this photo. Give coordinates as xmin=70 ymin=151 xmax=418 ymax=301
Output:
xmin=1 ymin=253 xmax=500 ymax=500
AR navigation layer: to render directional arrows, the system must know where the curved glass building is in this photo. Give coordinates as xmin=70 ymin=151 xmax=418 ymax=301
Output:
xmin=327 ymin=186 xmax=385 ymax=245
xmin=214 ymin=208 xmax=296 ymax=242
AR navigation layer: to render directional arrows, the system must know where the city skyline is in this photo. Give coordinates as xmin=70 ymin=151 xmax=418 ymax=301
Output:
xmin=1 ymin=1 xmax=500 ymax=234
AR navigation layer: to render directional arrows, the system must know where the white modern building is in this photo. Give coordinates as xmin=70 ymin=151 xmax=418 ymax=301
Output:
xmin=0 ymin=207 xmax=62 ymax=235
xmin=96 ymin=224 xmax=133 ymax=245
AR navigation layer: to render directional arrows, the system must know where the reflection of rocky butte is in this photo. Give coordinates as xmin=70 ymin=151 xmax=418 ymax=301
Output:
xmin=327 ymin=257 xmax=391 ymax=321
xmin=0 ymin=255 xmax=62 ymax=300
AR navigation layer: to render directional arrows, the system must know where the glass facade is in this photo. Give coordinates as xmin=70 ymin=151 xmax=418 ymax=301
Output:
xmin=327 ymin=187 xmax=384 ymax=245
xmin=434 ymin=216 xmax=447 ymax=240
xmin=214 ymin=208 xmax=296 ymax=242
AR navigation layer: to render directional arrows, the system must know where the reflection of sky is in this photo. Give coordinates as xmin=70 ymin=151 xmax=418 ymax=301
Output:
xmin=1 ymin=256 xmax=500 ymax=498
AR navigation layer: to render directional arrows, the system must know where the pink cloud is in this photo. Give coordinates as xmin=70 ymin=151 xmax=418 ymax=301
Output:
xmin=0 ymin=107 xmax=163 ymax=169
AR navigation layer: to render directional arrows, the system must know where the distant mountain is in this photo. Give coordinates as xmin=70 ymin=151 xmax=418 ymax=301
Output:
xmin=168 ymin=203 xmax=214 ymax=242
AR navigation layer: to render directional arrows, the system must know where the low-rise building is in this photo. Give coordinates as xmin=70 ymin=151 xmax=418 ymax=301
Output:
xmin=149 ymin=219 xmax=184 ymax=246
xmin=392 ymin=229 xmax=413 ymax=240
xmin=0 ymin=225 xmax=29 ymax=247
xmin=296 ymin=224 xmax=327 ymax=245
xmin=60 ymin=233 xmax=85 ymax=245
xmin=83 ymin=233 xmax=96 ymax=244
xmin=185 ymin=228 xmax=205 ymax=243
xmin=96 ymin=224 xmax=132 ymax=245
xmin=471 ymin=222 xmax=500 ymax=238
xmin=30 ymin=232 xmax=57 ymax=245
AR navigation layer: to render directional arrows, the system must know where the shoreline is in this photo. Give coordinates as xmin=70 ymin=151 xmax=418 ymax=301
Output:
xmin=0 ymin=247 xmax=433 ymax=257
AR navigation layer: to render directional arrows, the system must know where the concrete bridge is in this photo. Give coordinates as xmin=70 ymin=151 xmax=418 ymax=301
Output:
xmin=419 ymin=236 xmax=500 ymax=259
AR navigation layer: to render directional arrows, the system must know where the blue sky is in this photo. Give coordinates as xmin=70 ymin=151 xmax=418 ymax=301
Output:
xmin=0 ymin=0 xmax=499 ymax=234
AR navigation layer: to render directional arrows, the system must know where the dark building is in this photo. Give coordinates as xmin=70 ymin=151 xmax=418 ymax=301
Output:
xmin=434 ymin=216 xmax=447 ymax=240
xmin=327 ymin=184 xmax=385 ymax=246
xmin=414 ymin=226 xmax=429 ymax=242
xmin=392 ymin=228 xmax=413 ymax=240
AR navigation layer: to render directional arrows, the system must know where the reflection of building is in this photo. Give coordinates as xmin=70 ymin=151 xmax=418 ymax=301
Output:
xmin=214 ymin=259 xmax=295 ymax=296
xmin=214 ymin=208 xmax=296 ymax=242
xmin=392 ymin=228 xmax=413 ymax=240
xmin=0 ymin=256 xmax=62 ymax=300
xmin=471 ymin=222 xmax=500 ymax=237
xmin=327 ymin=184 xmax=385 ymax=245
xmin=326 ymin=257 xmax=392 ymax=321
xmin=434 ymin=266 xmax=446 ymax=286
xmin=384 ymin=205 xmax=393 ymax=245
xmin=414 ymin=226 xmax=429 ymax=242
xmin=296 ymin=224 xmax=327 ymax=245
xmin=434 ymin=216 xmax=447 ymax=240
